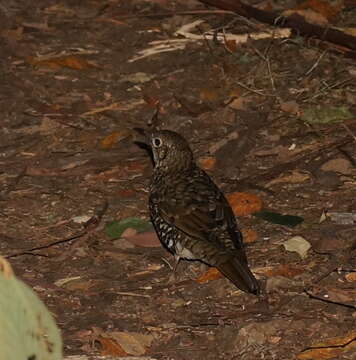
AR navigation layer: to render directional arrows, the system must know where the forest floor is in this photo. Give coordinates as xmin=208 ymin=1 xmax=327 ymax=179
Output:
xmin=0 ymin=1 xmax=355 ymax=359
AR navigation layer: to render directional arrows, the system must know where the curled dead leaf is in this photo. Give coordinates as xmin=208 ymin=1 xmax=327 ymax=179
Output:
xmin=345 ymin=272 xmax=356 ymax=282
xmin=28 ymin=55 xmax=98 ymax=70
xmin=227 ymin=192 xmax=263 ymax=216
xmin=97 ymin=336 xmax=127 ymax=356
xmin=196 ymin=267 xmax=224 ymax=284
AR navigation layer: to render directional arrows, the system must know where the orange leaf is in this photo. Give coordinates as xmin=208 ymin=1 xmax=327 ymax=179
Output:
xmin=225 ymin=39 xmax=237 ymax=52
xmin=345 ymin=272 xmax=356 ymax=282
xmin=199 ymin=88 xmax=219 ymax=102
xmin=97 ymin=336 xmax=128 ymax=356
xmin=261 ymin=264 xmax=304 ymax=278
xmin=227 ymin=192 xmax=263 ymax=216
xmin=241 ymin=229 xmax=258 ymax=243
xmin=28 ymin=55 xmax=98 ymax=70
xmin=196 ymin=267 xmax=224 ymax=284
xmin=100 ymin=130 xmax=131 ymax=149
xmin=198 ymin=156 xmax=216 ymax=171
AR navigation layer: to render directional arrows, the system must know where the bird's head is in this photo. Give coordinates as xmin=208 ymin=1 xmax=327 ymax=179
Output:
xmin=134 ymin=129 xmax=194 ymax=173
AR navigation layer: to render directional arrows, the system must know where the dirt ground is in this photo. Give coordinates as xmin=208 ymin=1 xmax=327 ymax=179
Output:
xmin=1 ymin=1 xmax=355 ymax=359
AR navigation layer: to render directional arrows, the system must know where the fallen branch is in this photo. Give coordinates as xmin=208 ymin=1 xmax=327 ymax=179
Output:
xmin=199 ymin=0 xmax=356 ymax=57
xmin=236 ymin=135 xmax=353 ymax=189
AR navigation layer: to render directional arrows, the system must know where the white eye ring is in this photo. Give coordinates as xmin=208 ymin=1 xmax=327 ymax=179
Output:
xmin=152 ymin=137 xmax=162 ymax=148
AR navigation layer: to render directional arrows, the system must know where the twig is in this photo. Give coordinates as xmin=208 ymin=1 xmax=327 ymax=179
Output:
xmin=104 ymin=9 xmax=236 ymax=20
xmin=341 ymin=122 xmax=356 ymax=141
xmin=5 ymin=201 xmax=108 ymax=258
xmin=303 ymin=49 xmax=328 ymax=77
xmin=5 ymin=232 xmax=86 ymax=259
xmin=304 ymin=290 xmax=356 ymax=310
xmin=116 ymin=291 xmax=150 ymax=298
xmin=302 ymin=79 xmax=351 ymax=102
xmin=235 ymin=80 xmax=275 ymax=97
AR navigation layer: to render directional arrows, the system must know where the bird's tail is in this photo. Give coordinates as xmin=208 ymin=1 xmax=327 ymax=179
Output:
xmin=217 ymin=256 xmax=260 ymax=295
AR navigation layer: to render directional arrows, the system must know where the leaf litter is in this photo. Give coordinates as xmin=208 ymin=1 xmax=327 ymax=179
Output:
xmin=1 ymin=0 xmax=356 ymax=359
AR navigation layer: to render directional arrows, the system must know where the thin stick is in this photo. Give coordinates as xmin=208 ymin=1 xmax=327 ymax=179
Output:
xmin=116 ymin=291 xmax=150 ymax=298
xmin=303 ymin=49 xmax=328 ymax=77
xmin=113 ymin=10 xmax=236 ymax=20
xmin=6 ymin=201 xmax=108 ymax=258
xmin=341 ymin=122 xmax=356 ymax=141
xmin=304 ymin=290 xmax=356 ymax=310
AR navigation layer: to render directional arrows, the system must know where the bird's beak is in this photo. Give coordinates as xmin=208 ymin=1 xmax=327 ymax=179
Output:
xmin=132 ymin=127 xmax=151 ymax=146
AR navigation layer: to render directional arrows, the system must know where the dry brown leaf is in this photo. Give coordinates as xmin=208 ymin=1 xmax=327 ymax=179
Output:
xmin=321 ymin=158 xmax=352 ymax=175
xmin=297 ymin=330 xmax=356 ymax=359
xmin=228 ymin=97 xmax=249 ymax=110
xmin=280 ymin=100 xmax=300 ymax=115
xmin=256 ymin=264 xmax=304 ymax=278
xmin=345 ymin=272 xmax=356 ymax=282
xmin=242 ymin=229 xmax=258 ymax=243
xmin=225 ymin=39 xmax=237 ymax=52
xmin=267 ymin=170 xmax=310 ymax=186
xmin=110 ymin=332 xmax=152 ymax=356
xmin=199 ymin=88 xmax=220 ymax=102
xmin=100 ymin=129 xmax=131 ymax=149
xmin=125 ymin=231 xmax=161 ymax=248
xmin=198 ymin=156 xmax=216 ymax=171
xmin=227 ymin=192 xmax=263 ymax=216
xmin=97 ymin=336 xmax=128 ymax=356
xmin=296 ymin=0 xmax=342 ymax=19
xmin=28 ymin=55 xmax=98 ymax=70
xmin=196 ymin=267 xmax=224 ymax=283
xmin=324 ymin=287 xmax=356 ymax=303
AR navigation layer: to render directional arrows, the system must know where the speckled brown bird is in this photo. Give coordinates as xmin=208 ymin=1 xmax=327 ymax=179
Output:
xmin=136 ymin=128 xmax=260 ymax=295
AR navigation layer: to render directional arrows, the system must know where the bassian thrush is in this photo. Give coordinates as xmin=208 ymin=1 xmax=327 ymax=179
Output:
xmin=137 ymin=129 xmax=260 ymax=295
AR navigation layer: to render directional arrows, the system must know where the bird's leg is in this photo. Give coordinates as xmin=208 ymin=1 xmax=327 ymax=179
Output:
xmin=173 ymin=255 xmax=181 ymax=273
xmin=166 ymin=255 xmax=183 ymax=284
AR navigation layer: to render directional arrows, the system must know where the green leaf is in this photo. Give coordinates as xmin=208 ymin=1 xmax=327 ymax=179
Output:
xmin=301 ymin=105 xmax=352 ymax=124
xmin=0 ymin=256 xmax=62 ymax=360
xmin=253 ymin=211 xmax=303 ymax=227
xmin=105 ymin=217 xmax=153 ymax=239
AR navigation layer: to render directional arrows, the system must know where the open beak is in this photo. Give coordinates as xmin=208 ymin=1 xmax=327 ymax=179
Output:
xmin=132 ymin=127 xmax=151 ymax=146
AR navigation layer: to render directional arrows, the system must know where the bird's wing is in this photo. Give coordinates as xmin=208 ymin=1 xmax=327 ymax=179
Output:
xmin=157 ymin=171 xmax=244 ymax=251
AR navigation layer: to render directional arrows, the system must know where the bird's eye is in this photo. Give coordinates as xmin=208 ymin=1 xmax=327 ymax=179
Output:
xmin=152 ymin=137 xmax=162 ymax=148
